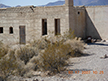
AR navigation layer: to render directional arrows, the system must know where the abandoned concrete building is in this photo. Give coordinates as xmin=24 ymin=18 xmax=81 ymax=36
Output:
xmin=0 ymin=0 xmax=108 ymax=44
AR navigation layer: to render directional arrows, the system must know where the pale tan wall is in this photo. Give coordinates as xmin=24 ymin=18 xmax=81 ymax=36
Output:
xmin=34 ymin=6 xmax=69 ymax=36
xmin=0 ymin=6 xmax=69 ymax=44
xmin=86 ymin=6 xmax=108 ymax=40
xmin=75 ymin=7 xmax=86 ymax=39
xmin=69 ymin=7 xmax=86 ymax=39
xmin=0 ymin=0 xmax=88 ymax=44
xmin=0 ymin=11 xmax=35 ymax=44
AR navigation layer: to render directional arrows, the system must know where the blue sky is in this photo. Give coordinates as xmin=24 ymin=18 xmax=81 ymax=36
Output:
xmin=0 ymin=0 xmax=63 ymax=7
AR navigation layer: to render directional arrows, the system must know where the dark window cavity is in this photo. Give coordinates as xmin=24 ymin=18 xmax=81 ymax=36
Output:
xmin=0 ymin=27 xmax=3 ymax=33
xmin=42 ymin=19 xmax=47 ymax=35
xmin=55 ymin=19 xmax=60 ymax=35
xmin=9 ymin=27 xmax=13 ymax=34
xmin=78 ymin=12 xmax=80 ymax=14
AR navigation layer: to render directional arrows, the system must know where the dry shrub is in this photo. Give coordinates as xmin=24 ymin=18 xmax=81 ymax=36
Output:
xmin=24 ymin=57 xmax=39 ymax=74
xmin=0 ymin=50 xmax=18 ymax=80
xmin=0 ymin=41 xmax=3 ymax=47
xmin=33 ymin=30 xmax=85 ymax=74
xmin=0 ymin=47 xmax=8 ymax=59
xmin=0 ymin=41 xmax=9 ymax=59
xmin=0 ymin=48 xmax=30 ymax=78
xmin=38 ymin=41 xmax=74 ymax=73
xmin=15 ymin=59 xmax=25 ymax=77
xmin=16 ymin=46 xmax=39 ymax=64
xmin=62 ymin=29 xmax=75 ymax=41
xmin=29 ymin=37 xmax=49 ymax=50
xmin=23 ymin=70 xmax=35 ymax=78
xmin=65 ymin=37 xmax=85 ymax=57
xmin=0 ymin=49 xmax=26 ymax=79
xmin=18 ymin=56 xmax=40 ymax=78
xmin=29 ymin=29 xmax=75 ymax=50
xmin=29 ymin=56 xmax=40 ymax=71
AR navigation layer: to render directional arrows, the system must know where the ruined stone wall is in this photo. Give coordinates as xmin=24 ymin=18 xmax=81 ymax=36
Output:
xmin=33 ymin=6 xmax=69 ymax=36
xmin=85 ymin=6 xmax=108 ymax=40
xmin=0 ymin=5 xmax=69 ymax=44
xmin=0 ymin=7 xmax=35 ymax=44
xmin=69 ymin=6 xmax=86 ymax=39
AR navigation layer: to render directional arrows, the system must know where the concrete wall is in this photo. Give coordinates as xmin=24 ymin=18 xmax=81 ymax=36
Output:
xmin=1 ymin=0 xmax=108 ymax=45
xmin=0 ymin=5 xmax=70 ymax=44
xmin=86 ymin=6 xmax=108 ymax=40
xmin=74 ymin=6 xmax=86 ymax=39
xmin=0 ymin=7 xmax=35 ymax=44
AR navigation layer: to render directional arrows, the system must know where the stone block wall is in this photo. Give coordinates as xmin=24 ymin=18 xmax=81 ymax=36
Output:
xmin=0 ymin=5 xmax=70 ymax=44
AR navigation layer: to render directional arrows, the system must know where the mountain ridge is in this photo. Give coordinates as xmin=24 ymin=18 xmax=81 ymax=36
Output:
xmin=0 ymin=4 xmax=11 ymax=8
xmin=45 ymin=0 xmax=108 ymax=6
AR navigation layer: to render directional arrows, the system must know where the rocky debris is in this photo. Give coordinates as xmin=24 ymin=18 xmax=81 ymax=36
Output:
xmin=100 ymin=54 xmax=108 ymax=59
xmin=40 ymin=71 xmax=50 ymax=77
xmin=32 ymin=71 xmax=41 ymax=76
xmin=101 ymin=40 xmax=106 ymax=42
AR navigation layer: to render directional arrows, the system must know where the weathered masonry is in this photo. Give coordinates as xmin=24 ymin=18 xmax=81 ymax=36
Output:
xmin=0 ymin=0 xmax=108 ymax=44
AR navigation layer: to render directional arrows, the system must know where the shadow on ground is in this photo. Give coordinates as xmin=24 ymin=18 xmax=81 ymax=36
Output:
xmin=87 ymin=43 xmax=108 ymax=46
xmin=81 ymin=53 xmax=94 ymax=57
xmin=67 ymin=69 xmax=92 ymax=74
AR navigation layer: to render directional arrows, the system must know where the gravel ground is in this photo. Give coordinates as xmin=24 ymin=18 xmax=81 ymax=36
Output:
xmin=8 ymin=42 xmax=108 ymax=81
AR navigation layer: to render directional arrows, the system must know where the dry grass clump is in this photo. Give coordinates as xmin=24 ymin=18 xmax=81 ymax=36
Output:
xmin=37 ymin=41 xmax=74 ymax=74
xmin=16 ymin=46 xmax=39 ymax=64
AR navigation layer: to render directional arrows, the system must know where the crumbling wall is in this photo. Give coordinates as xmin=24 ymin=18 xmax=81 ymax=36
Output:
xmin=0 ymin=7 xmax=35 ymax=44
xmin=0 ymin=5 xmax=69 ymax=44
xmin=33 ymin=6 xmax=69 ymax=36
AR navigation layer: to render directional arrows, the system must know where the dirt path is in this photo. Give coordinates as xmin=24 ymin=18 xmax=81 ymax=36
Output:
xmin=64 ymin=42 xmax=108 ymax=81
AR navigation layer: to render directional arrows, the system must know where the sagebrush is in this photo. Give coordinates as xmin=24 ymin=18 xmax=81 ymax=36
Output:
xmin=0 ymin=29 xmax=85 ymax=78
xmin=16 ymin=46 xmax=39 ymax=64
xmin=0 ymin=41 xmax=9 ymax=59
xmin=37 ymin=41 xmax=74 ymax=73
xmin=0 ymin=50 xmax=18 ymax=80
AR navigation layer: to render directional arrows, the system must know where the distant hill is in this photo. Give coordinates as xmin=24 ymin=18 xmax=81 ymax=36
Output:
xmin=15 ymin=5 xmax=21 ymax=7
xmin=45 ymin=1 xmax=65 ymax=6
xmin=0 ymin=4 xmax=11 ymax=8
xmin=44 ymin=0 xmax=108 ymax=6
xmin=0 ymin=0 xmax=108 ymax=8
xmin=85 ymin=0 xmax=108 ymax=6
xmin=0 ymin=4 xmax=21 ymax=8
